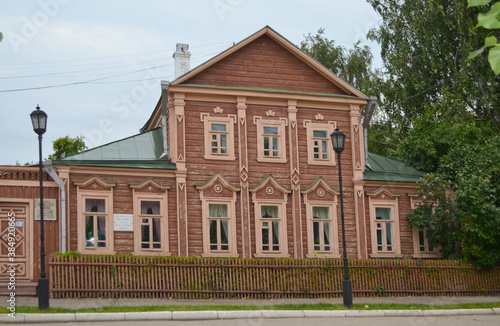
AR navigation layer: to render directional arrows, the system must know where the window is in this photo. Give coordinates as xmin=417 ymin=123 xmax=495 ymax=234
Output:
xmin=263 ymin=127 xmax=280 ymax=158
xmin=84 ymin=198 xmax=107 ymax=249
xmin=208 ymin=203 xmax=230 ymax=251
xmin=132 ymin=194 xmax=169 ymax=255
xmin=375 ymin=207 xmax=393 ymax=252
xmin=139 ymin=200 xmax=162 ymax=250
xmin=302 ymin=177 xmax=340 ymax=258
xmin=260 ymin=205 xmax=280 ymax=252
xmin=312 ymin=206 xmax=332 ymax=252
xmin=196 ymin=173 xmax=239 ymax=257
xmin=201 ymin=199 xmax=237 ymax=257
xmin=201 ymin=114 xmax=236 ymax=161
xmin=75 ymin=176 xmax=115 ymax=254
xmin=77 ymin=193 xmax=114 ymax=254
xmin=304 ymin=121 xmax=336 ymax=166
xmin=210 ymin=123 xmax=228 ymax=155
xmin=410 ymin=197 xmax=441 ymax=258
xmin=313 ymin=130 xmax=329 ymax=160
xmin=368 ymin=188 xmax=401 ymax=257
xmin=254 ymin=202 xmax=289 ymax=257
xmin=255 ymin=118 xmax=287 ymax=163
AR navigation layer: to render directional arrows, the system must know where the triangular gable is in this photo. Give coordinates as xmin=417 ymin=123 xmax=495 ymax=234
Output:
xmin=172 ymin=26 xmax=365 ymax=98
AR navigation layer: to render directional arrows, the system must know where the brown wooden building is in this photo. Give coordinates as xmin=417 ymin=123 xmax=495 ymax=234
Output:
xmin=0 ymin=26 xmax=439 ymax=295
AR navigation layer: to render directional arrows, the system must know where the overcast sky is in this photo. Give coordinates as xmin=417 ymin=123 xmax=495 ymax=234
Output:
xmin=0 ymin=0 xmax=381 ymax=165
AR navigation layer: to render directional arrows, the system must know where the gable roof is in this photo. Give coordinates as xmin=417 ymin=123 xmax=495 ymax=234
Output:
xmin=172 ymin=26 xmax=366 ymax=98
xmin=52 ymin=127 xmax=176 ymax=170
xmin=364 ymin=152 xmax=425 ymax=183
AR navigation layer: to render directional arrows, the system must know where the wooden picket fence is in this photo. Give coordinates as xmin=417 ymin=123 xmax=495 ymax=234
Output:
xmin=49 ymin=253 xmax=500 ymax=299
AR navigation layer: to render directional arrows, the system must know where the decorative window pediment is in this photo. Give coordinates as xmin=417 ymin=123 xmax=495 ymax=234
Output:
xmin=129 ymin=178 xmax=171 ymax=193
xmin=250 ymin=174 xmax=291 ymax=202
xmin=195 ymin=172 xmax=240 ymax=199
xmin=366 ymin=186 xmax=401 ymax=200
xmin=74 ymin=175 xmax=116 ymax=190
xmin=302 ymin=176 xmax=339 ymax=202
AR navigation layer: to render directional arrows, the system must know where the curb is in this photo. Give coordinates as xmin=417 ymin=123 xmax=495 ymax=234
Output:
xmin=1 ymin=308 xmax=497 ymax=323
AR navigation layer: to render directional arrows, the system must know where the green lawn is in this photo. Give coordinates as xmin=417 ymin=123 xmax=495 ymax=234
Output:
xmin=2 ymin=302 xmax=499 ymax=314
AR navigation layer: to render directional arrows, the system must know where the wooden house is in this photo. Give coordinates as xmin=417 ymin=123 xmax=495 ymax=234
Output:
xmin=0 ymin=26 xmax=438 ymax=295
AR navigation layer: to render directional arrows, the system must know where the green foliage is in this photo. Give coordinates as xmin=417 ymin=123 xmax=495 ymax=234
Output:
xmin=48 ymin=135 xmax=87 ymax=160
xmin=300 ymin=28 xmax=384 ymax=97
xmin=368 ymin=0 xmax=500 ymax=131
xmin=407 ymin=135 xmax=500 ymax=269
xmin=468 ymin=0 xmax=500 ymax=74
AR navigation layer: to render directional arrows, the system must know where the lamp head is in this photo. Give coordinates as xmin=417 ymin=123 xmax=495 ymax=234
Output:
xmin=30 ymin=105 xmax=47 ymax=136
xmin=330 ymin=128 xmax=346 ymax=154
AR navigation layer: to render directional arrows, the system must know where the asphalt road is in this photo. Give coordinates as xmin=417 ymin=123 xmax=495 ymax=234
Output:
xmin=13 ymin=315 xmax=500 ymax=326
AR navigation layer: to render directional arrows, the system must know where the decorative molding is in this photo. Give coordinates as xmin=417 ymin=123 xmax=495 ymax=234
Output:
xmin=315 ymin=113 xmax=324 ymax=121
xmin=266 ymin=110 xmax=275 ymax=117
xmin=213 ymin=106 xmax=224 ymax=114
xmin=195 ymin=172 xmax=241 ymax=193
xmin=129 ymin=177 xmax=171 ymax=192
xmin=366 ymin=186 xmax=402 ymax=198
xmin=177 ymin=115 xmax=184 ymax=123
xmin=73 ymin=175 xmax=116 ymax=189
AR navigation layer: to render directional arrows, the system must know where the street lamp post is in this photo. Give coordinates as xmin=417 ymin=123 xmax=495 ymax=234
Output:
xmin=30 ymin=105 xmax=49 ymax=311
xmin=330 ymin=128 xmax=353 ymax=308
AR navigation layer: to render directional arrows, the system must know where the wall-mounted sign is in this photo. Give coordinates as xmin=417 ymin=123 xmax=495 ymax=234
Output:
xmin=34 ymin=199 xmax=57 ymax=221
xmin=113 ymin=214 xmax=134 ymax=231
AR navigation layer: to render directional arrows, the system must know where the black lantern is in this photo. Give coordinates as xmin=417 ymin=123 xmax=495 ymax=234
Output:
xmin=30 ymin=105 xmax=49 ymax=311
xmin=330 ymin=127 xmax=353 ymax=308
xmin=30 ymin=106 xmax=47 ymax=136
xmin=330 ymin=128 xmax=346 ymax=154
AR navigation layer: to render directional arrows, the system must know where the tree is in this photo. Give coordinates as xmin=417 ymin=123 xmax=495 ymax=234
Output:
xmin=367 ymin=0 xmax=500 ymax=132
xmin=48 ymin=135 xmax=87 ymax=160
xmin=407 ymin=132 xmax=500 ymax=269
xmin=300 ymin=29 xmax=394 ymax=156
xmin=300 ymin=28 xmax=383 ymax=97
xmin=468 ymin=0 xmax=500 ymax=74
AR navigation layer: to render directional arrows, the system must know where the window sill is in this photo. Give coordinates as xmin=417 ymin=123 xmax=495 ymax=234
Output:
xmin=204 ymin=155 xmax=236 ymax=161
xmin=306 ymin=253 xmax=340 ymax=259
xmin=369 ymin=253 xmax=402 ymax=259
xmin=79 ymin=249 xmax=116 ymax=255
xmin=254 ymin=253 xmax=290 ymax=258
xmin=412 ymin=253 xmax=442 ymax=259
xmin=133 ymin=251 xmax=172 ymax=256
xmin=306 ymin=160 xmax=336 ymax=166
xmin=202 ymin=252 xmax=239 ymax=258
xmin=256 ymin=158 xmax=287 ymax=164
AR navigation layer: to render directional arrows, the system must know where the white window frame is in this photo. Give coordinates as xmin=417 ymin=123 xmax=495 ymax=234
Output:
xmin=305 ymin=202 xmax=340 ymax=258
xmin=304 ymin=121 xmax=336 ymax=166
xmin=201 ymin=199 xmax=237 ymax=257
xmin=255 ymin=118 xmax=287 ymax=163
xmin=254 ymin=201 xmax=289 ymax=257
xmin=368 ymin=192 xmax=401 ymax=258
xmin=201 ymin=114 xmax=236 ymax=161
xmin=77 ymin=192 xmax=115 ymax=254
xmin=133 ymin=194 xmax=169 ymax=255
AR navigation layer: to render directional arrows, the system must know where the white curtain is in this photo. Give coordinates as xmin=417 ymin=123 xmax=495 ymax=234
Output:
xmin=86 ymin=198 xmax=105 ymax=213
xmin=261 ymin=206 xmax=278 ymax=218
xmin=142 ymin=201 xmax=160 ymax=215
xmin=209 ymin=204 xmax=228 ymax=217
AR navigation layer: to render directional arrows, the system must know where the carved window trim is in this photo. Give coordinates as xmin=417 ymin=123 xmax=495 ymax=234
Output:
xmin=201 ymin=113 xmax=236 ymax=161
xmin=303 ymin=120 xmax=336 ymax=166
xmin=254 ymin=117 xmax=287 ymax=163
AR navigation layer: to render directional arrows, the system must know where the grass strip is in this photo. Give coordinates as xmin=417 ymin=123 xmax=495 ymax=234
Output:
xmin=1 ymin=302 xmax=499 ymax=314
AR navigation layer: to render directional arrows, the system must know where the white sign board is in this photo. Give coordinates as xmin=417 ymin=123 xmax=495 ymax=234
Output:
xmin=35 ymin=199 xmax=57 ymax=221
xmin=113 ymin=214 xmax=134 ymax=231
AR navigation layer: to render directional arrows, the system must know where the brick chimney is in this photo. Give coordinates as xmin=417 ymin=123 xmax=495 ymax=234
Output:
xmin=173 ymin=43 xmax=191 ymax=79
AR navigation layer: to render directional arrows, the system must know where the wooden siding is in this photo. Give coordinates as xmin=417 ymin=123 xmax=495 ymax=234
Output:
xmin=184 ymin=35 xmax=347 ymax=95
xmin=67 ymin=173 xmax=177 ymax=255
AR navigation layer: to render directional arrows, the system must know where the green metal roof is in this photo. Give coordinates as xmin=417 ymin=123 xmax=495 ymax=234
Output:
xmin=52 ymin=128 xmax=176 ymax=170
xmin=364 ymin=152 xmax=425 ymax=183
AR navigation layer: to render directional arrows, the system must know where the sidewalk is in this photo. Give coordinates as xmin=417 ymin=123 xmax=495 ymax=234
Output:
xmin=2 ymin=296 xmax=499 ymax=323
